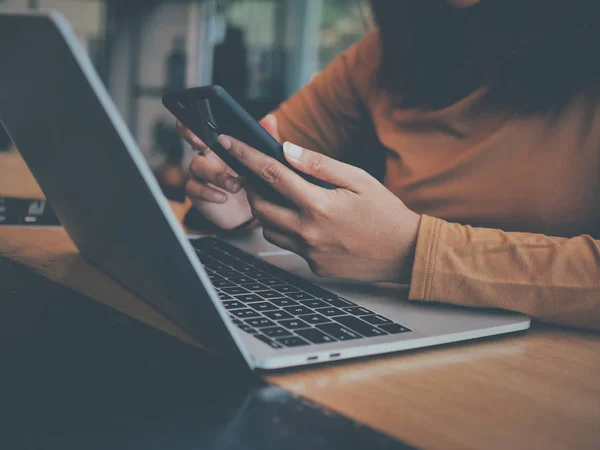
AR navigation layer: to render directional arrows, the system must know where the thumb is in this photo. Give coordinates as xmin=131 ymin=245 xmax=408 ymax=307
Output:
xmin=282 ymin=142 xmax=368 ymax=192
xmin=259 ymin=114 xmax=282 ymax=143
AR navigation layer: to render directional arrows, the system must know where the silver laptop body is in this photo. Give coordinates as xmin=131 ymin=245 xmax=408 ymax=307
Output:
xmin=0 ymin=12 xmax=530 ymax=370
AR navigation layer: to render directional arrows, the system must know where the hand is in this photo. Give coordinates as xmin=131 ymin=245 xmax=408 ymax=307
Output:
xmin=177 ymin=115 xmax=281 ymax=229
xmin=217 ymin=135 xmax=422 ymax=284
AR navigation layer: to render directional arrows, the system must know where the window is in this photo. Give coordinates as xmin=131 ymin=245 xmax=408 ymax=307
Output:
xmin=318 ymin=0 xmax=372 ymax=71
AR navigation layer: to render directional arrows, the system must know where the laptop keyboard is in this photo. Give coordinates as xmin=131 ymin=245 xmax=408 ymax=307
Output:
xmin=191 ymin=238 xmax=411 ymax=350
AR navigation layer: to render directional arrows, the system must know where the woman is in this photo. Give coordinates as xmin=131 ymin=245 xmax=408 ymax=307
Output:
xmin=178 ymin=0 xmax=600 ymax=331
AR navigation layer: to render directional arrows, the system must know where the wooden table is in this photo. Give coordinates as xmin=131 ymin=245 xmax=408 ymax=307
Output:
xmin=1 ymin=149 xmax=599 ymax=450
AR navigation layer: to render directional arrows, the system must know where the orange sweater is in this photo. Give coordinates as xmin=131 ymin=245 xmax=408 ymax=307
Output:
xmin=274 ymin=31 xmax=600 ymax=331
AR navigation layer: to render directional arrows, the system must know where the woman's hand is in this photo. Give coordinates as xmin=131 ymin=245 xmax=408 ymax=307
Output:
xmin=177 ymin=115 xmax=280 ymax=229
xmin=217 ymin=135 xmax=422 ymax=284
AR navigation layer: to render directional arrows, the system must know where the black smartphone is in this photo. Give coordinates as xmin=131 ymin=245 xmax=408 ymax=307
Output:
xmin=162 ymin=85 xmax=335 ymax=190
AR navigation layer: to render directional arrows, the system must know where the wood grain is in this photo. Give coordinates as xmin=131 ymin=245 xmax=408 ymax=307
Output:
xmin=1 ymin=150 xmax=599 ymax=450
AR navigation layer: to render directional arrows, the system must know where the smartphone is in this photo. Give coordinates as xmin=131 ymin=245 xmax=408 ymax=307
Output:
xmin=162 ymin=86 xmax=335 ymax=190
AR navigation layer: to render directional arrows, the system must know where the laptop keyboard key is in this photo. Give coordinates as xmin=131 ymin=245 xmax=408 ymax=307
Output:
xmin=362 ymin=314 xmax=393 ymax=325
xmin=334 ymin=316 xmax=388 ymax=337
xmin=276 ymin=336 xmax=310 ymax=347
xmin=260 ymin=278 xmax=282 ymax=287
xmin=255 ymin=334 xmax=284 ymax=349
xmin=272 ymin=285 xmax=300 ymax=294
xmin=242 ymin=269 xmax=263 ymax=278
xmin=250 ymin=302 xmax=279 ymax=312
xmin=215 ymin=269 xmax=240 ymax=278
xmin=256 ymin=290 xmax=283 ymax=299
xmin=282 ymin=306 xmax=313 ymax=316
xmin=238 ymin=324 xmax=257 ymax=334
xmin=269 ymin=298 xmax=300 ymax=308
xmin=231 ymin=309 xmax=260 ymax=318
xmin=222 ymin=286 xmax=250 ymax=295
xmin=302 ymin=314 xmax=332 ymax=325
xmin=245 ymin=317 xmax=276 ymax=328
xmin=229 ymin=276 xmax=254 ymax=285
xmin=204 ymin=262 xmax=226 ymax=271
xmin=379 ymin=323 xmax=412 ymax=334
xmin=207 ymin=251 xmax=239 ymax=266
xmin=313 ymin=306 xmax=345 ymax=317
xmin=299 ymin=299 xmax=329 ymax=309
xmin=212 ymin=279 xmax=235 ymax=288
xmin=223 ymin=300 xmax=245 ymax=309
xmin=252 ymin=272 xmax=271 ymax=279
xmin=296 ymin=328 xmax=338 ymax=344
xmin=322 ymin=297 xmax=356 ymax=308
xmin=262 ymin=327 xmax=293 ymax=338
xmin=239 ymin=283 xmax=267 ymax=291
xmin=218 ymin=292 xmax=234 ymax=300
xmin=316 ymin=324 xmax=362 ymax=341
xmin=263 ymin=310 xmax=294 ymax=321
xmin=287 ymin=291 xmax=315 ymax=301
xmin=234 ymin=293 xmax=263 ymax=303
xmin=279 ymin=319 xmax=311 ymax=330
xmin=343 ymin=306 xmax=374 ymax=316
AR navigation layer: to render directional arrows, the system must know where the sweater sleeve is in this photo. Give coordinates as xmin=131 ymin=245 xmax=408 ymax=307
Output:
xmin=409 ymin=215 xmax=600 ymax=331
xmin=273 ymin=31 xmax=384 ymax=177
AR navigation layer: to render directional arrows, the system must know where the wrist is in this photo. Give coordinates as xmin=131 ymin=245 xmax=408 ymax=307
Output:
xmin=191 ymin=190 xmax=253 ymax=230
xmin=394 ymin=211 xmax=421 ymax=285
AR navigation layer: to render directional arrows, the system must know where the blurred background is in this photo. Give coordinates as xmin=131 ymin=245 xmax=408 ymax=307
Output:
xmin=0 ymin=0 xmax=372 ymax=200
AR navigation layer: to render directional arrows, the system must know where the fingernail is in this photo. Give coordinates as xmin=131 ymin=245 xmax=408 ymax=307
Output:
xmin=205 ymin=150 xmax=221 ymax=165
xmin=265 ymin=114 xmax=276 ymax=126
xmin=212 ymin=191 xmax=227 ymax=203
xmin=283 ymin=141 xmax=302 ymax=160
xmin=225 ymin=177 xmax=241 ymax=193
xmin=218 ymin=134 xmax=232 ymax=150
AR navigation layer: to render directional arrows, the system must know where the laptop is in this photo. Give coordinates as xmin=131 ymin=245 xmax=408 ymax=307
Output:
xmin=0 ymin=12 xmax=530 ymax=370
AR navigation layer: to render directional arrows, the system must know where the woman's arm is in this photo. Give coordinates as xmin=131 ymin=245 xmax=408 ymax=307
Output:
xmin=410 ymin=216 xmax=600 ymax=331
xmin=213 ymin=134 xmax=600 ymax=332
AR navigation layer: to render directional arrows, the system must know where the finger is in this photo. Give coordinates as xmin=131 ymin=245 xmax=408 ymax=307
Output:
xmin=189 ymin=154 xmax=241 ymax=194
xmin=246 ymin=185 xmax=300 ymax=233
xmin=176 ymin=120 xmax=208 ymax=152
xmin=177 ymin=123 xmax=238 ymax=176
xmin=262 ymin=226 xmax=301 ymax=254
xmin=259 ymin=114 xmax=282 ymax=143
xmin=185 ymin=178 xmax=227 ymax=204
xmin=200 ymin=147 xmax=239 ymax=177
xmin=218 ymin=135 xmax=319 ymax=205
xmin=282 ymin=142 xmax=371 ymax=192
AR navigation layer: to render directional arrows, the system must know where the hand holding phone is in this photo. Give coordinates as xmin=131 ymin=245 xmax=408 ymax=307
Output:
xmin=164 ymin=86 xmax=335 ymax=229
xmin=174 ymin=118 xmax=257 ymax=230
xmin=176 ymin=113 xmax=279 ymax=200
xmin=163 ymin=86 xmax=336 ymax=191
xmin=169 ymin=93 xmax=281 ymax=228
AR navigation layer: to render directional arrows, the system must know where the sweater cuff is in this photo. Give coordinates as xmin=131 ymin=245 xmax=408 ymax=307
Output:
xmin=408 ymin=215 xmax=443 ymax=302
